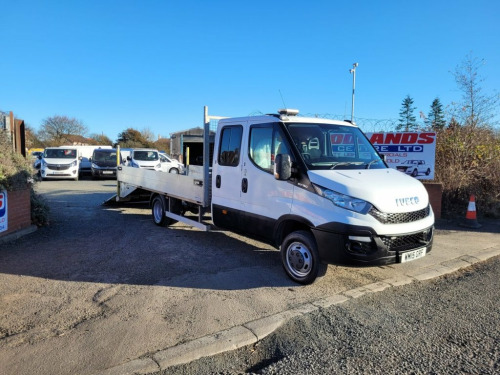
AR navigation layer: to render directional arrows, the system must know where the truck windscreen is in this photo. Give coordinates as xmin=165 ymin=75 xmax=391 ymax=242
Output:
xmin=286 ymin=123 xmax=385 ymax=170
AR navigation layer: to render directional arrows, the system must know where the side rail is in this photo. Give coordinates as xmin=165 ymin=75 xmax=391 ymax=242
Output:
xmin=116 ymin=166 xmax=207 ymax=206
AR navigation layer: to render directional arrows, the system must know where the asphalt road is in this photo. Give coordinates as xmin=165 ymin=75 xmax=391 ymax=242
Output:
xmin=0 ymin=178 xmax=499 ymax=375
xmin=165 ymin=256 xmax=500 ymax=374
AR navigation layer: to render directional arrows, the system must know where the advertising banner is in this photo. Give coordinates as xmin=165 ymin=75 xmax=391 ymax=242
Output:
xmin=0 ymin=190 xmax=7 ymax=233
xmin=366 ymin=132 xmax=436 ymax=180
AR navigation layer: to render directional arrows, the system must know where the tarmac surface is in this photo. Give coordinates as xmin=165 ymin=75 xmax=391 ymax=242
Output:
xmin=0 ymin=179 xmax=499 ymax=375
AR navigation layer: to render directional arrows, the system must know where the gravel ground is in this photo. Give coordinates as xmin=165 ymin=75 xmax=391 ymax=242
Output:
xmin=163 ymin=256 xmax=500 ymax=375
xmin=1 ymin=179 xmax=499 ymax=375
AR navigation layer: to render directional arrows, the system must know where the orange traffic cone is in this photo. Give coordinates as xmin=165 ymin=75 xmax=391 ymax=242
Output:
xmin=461 ymin=194 xmax=482 ymax=229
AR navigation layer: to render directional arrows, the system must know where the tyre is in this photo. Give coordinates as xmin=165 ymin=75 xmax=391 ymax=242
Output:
xmin=169 ymin=168 xmax=179 ymax=174
xmin=411 ymin=169 xmax=418 ymax=177
xmin=152 ymin=195 xmax=174 ymax=227
xmin=280 ymin=230 xmax=327 ymax=285
xmin=426 ymin=168 xmax=431 ymax=176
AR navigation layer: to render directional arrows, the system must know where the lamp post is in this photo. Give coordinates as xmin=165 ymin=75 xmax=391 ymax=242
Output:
xmin=349 ymin=62 xmax=358 ymax=122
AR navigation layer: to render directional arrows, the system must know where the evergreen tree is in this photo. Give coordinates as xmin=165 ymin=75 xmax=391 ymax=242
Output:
xmin=427 ymin=98 xmax=446 ymax=130
xmin=116 ymin=128 xmax=152 ymax=148
xmin=397 ymin=95 xmax=417 ymax=131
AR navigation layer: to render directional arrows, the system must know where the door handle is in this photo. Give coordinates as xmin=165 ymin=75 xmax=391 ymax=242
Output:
xmin=241 ymin=178 xmax=248 ymax=193
xmin=216 ymin=175 xmax=221 ymax=188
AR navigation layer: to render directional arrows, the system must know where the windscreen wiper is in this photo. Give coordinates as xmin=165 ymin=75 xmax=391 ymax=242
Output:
xmin=330 ymin=162 xmax=360 ymax=170
xmin=365 ymin=159 xmax=382 ymax=169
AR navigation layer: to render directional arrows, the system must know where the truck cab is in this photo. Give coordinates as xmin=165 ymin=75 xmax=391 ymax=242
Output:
xmin=211 ymin=109 xmax=434 ymax=283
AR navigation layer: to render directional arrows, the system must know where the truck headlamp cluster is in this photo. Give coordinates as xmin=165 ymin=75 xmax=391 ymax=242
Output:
xmin=313 ymin=184 xmax=371 ymax=214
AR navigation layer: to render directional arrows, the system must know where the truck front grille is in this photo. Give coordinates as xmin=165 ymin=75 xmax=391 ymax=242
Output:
xmin=369 ymin=205 xmax=430 ymax=224
xmin=380 ymin=228 xmax=433 ymax=252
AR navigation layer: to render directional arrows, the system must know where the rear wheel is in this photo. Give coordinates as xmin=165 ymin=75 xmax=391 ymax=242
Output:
xmin=151 ymin=195 xmax=178 ymax=226
xmin=280 ymin=230 xmax=327 ymax=285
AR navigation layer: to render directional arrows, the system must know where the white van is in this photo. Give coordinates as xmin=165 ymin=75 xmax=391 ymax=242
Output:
xmin=126 ymin=149 xmax=162 ymax=171
xmin=40 ymin=147 xmax=80 ymax=181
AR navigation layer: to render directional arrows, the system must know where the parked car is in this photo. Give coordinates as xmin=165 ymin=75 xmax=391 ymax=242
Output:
xmin=396 ymin=160 xmax=431 ymax=177
xmin=159 ymin=153 xmax=184 ymax=174
xmin=91 ymin=148 xmax=121 ymax=179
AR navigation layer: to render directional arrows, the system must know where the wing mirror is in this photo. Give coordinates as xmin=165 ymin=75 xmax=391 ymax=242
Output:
xmin=274 ymin=154 xmax=292 ymax=181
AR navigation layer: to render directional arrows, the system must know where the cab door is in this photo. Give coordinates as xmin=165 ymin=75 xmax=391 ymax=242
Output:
xmin=211 ymin=124 xmax=245 ymax=231
xmin=239 ymin=123 xmax=295 ymax=241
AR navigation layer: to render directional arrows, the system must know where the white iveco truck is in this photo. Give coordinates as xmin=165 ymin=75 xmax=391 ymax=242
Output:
xmin=115 ymin=107 xmax=434 ymax=284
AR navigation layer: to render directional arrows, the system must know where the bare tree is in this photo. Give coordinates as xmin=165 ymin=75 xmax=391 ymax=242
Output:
xmin=451 ymin=53 xmax=499 ymax=128
xmin=25 ymin=125 xmax=45 ymax=149
xmin=140 ymin=127 xmax=156 ymax=144
xmin=38 ymin=115 xmax=88 ymax=145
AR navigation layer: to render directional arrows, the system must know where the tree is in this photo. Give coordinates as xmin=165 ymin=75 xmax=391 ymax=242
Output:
xmin=140 ymin=127 xmax=156 ymax=144
xmin=451 ymin=53 xmax=499 ymax=129
xmin=427 ymin=98 xmax=446 ymax=130
xmin=89 ymin=133 xmax=113 ymax=145
xmin=153 ymin=137 xmax=171 ymax=154
xmin=397 ymin=95 xmax=418 ymax=131
xmin=38 ymin=115 xmax=88 ymax=146
xmin=25 ymin=125 xmax=45 ymax=149
xmin=116 ymin=128 xmax=152 ymax=148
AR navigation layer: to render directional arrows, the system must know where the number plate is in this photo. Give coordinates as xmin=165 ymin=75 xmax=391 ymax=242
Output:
xmin=102 ymin=171 xmax=113 ymax=174
xmin=401 ymin=247 xmax=426 ymax=263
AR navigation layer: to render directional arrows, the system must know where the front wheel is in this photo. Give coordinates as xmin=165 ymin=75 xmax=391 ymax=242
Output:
xmin=169 ymin=168 xmax=179 ymax=174
xmin=280 ymin=230 xmax=327 ymax=285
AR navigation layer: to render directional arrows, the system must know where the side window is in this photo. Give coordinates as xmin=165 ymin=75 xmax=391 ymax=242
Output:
xmin=218 ymin=125 xmax=242 ymax=167
xmin=250 ymin=125 xmax=294 ymax=173
xmin=249 ymin=126 xmax=273 ymax=172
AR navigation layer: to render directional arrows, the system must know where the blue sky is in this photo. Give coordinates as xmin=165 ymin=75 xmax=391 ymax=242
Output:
xmin=1 ymin=0 xmax=499 ymax=141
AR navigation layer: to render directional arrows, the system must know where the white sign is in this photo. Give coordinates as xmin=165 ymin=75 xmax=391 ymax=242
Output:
xmin=0 ymin=190 xmax=7 ymax=233
xmin=366 ymin=132 xmax=436 ymax=180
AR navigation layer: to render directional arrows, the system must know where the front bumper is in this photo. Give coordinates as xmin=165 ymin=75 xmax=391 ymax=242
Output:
xmin=92 ymin=168 xmax=117 ymax=178
xmin=313 ymin=222 xmax=434 ymax=265
xmin=41 ymin=167 xmax=79 ymax=179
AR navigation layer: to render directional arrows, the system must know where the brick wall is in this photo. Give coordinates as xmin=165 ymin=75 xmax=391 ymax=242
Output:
xmin=423 ymin=182 xmax=442 ymax=219
xmin=0 ymin=188 xmax=31 ymax=237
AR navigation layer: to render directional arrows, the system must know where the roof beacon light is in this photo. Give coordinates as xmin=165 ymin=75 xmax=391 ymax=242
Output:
xmin=278 ymin=108 xmax=299 ymax=120
xmin=278 ymin=108 xmax=299 ymax=116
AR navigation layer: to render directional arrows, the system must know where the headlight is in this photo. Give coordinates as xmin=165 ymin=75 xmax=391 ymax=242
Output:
xmin=313 ymin=184 xmax=371 ymax=214
xmin=41 ymin=160 xmax=47 ymax=167
xmin=91 ymin=163 xmax=99 ymax=169
xmin=70 ymin=160 xmax=77 ymax=167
